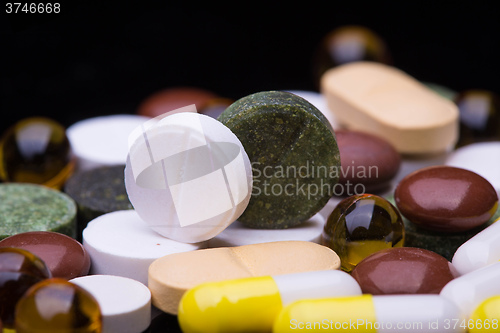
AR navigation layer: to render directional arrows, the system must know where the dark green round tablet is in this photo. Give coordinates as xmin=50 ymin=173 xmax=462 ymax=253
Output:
xmin=218 ymin=91 xmax=340 ymax=228
xmin=64 ymin=165 xmax=132 ymax=240
xmin=0 ymin=183 xmax=76 ymax=240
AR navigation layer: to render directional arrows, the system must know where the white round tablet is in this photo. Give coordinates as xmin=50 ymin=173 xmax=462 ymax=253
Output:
xmin=286 ymin=90 xmax=340 ymax=129
xmin=82 ymin=210 xmax=206 ymax=284
xmin=445 ymin=142 xmax=500 ymax=194
xmin=125 ymin=112 xmax=252 ymax=243
xmin=67 ymin=114 xmax=150 ymax=171
xmin=207 ymin=213 xmax=326 ymax=248
xmin=70 ymin=275 xmax=151 ymax=333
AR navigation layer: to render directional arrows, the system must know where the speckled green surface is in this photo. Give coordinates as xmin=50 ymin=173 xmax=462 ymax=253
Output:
xmin=218 ymin=91 xmax=340 ymax=229
xmin=64 ymin=165 xmax=132 ymax=240
xmin=387 ymin=195 xmax=500 ymax=260
xmin=0 ymin=183 xmax=76 ymax=240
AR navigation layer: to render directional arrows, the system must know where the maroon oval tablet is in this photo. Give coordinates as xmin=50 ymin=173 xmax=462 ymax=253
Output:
xmin=0 ymin=232 xmax=90 ymax=280
xmin=336 ymin=130 xmax=400 ymax=192
xmin=395 ymin=166 xmax=498 ymax=232
xmin=137 ymin=87 xmax=218 ymax=118
xmin=351 ymin=247 xmax=456 ymax=294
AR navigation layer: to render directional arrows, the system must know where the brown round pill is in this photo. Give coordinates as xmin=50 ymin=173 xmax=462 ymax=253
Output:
xmin=395 ymin=166 xmax=499 ymax=232
xmin=336 ymin=130 xmax=400 ymax=192
xmin=0 ymin=231 xmax=90 ymax=280
xmin=351 ymin=247 xmax=456 ymax=294
xmin=137 ymin=87 xmax=219 ymax=118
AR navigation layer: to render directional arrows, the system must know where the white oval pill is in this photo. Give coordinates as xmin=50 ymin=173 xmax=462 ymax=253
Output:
xmin=83 ymin=210 xmax=206 ymax=284
xmin=452 ymin=217 xmax=500 ymax=275
xmin=125 ymin=112 xmax=252 ymax=243
xmin=67 ymin=114 xmax=150 ymax=171
xmin=70 ymin=275 xmax=151 ymax=333
xmin=207 ymin=213 xmax=326 ymax=247
xmin=440 ymin=261 xmax=500 ymax=318
xmin=446 ymin=142 xmax=500 ymax=194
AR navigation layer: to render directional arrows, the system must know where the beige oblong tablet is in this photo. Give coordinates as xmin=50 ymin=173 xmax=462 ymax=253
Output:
xmin=148 ymin=240 xmax=340 ymax=314
xmin=321 ymin=62 xmax=459 ymax=154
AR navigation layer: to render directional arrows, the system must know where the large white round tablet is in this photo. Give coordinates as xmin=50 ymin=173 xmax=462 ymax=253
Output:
xmin=125 ymin=112 xmax=252 ymax=243
xmin=207 ymin=213 xmax=326 ymax=248
xmin=82 ymin=210 xmax=206 ymax=284
xmin=70 ymin=275 xmax=151 ymax=333
xmin=445 ymin=142 xmax=500 ymax=194
xmin=286 ymin=90 xmax=340 ymax=129
xmin=67 ymin=114 xmax=150 ymax=171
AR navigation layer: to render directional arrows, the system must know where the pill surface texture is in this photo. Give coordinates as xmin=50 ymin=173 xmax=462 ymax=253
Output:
xmin=351 ymin=247 xmax=456 ymax=295
xmin=15 ymin=278 xmax=101 ymax=333
xmin=0 ymin=183 xmax=77 ymax=240
xmin=218 ymin=91 xmax=340 ymax=229
xmin=469 ymin=295 xmax=500 ymax=333
xmin=148 ymin=240 xmax=340 ymax=314
xmin=321 ymin=62 xmax=459 ymax=154
xmin=64 ymin=165 xmax=132 ymax=240
xmin=0 ymin=231 xmax=90 ymax=279
xmin=322 ymin=194 xmax=404 ymax=272
xmin=440 ymin=261 xmax=500 ymax=318
xmin=83 ymin=210 xmax=206 ymax=285
xmin=446 ymin=142 xmax=500 ymax=194
xmin=67 ymin=114 xmax=150 ymax=171
xmin=395 ymin=166 xmax=498 ymax=232
xmin=452 ymin=216 xmax=500 ymax=276
xmin=207 ymin=213 xmax=325 ymax=247
xmin=71 ymin=275 xmax=151 ymax=333
xmin=336 ymin=130 xmax=400 ymax=192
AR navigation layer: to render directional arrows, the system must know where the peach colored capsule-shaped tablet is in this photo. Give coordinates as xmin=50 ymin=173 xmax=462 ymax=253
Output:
xmin=321 ymin=62 xmax=459 ymax=154
xmin=148 ymin=240 xmax=341 ymax=315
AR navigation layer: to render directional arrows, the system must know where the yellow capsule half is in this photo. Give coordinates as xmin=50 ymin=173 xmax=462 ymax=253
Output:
xmin=178 ymin=276 xmax=281 ymax=333
xmin=470 ymin=295 xmax=500 ymax=333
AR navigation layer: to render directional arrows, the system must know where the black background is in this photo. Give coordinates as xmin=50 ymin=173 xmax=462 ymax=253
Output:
xmin=2 ymin=1 xmax=500 ymax=134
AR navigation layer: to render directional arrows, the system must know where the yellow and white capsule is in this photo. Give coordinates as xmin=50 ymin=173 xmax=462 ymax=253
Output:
xmin=440 ymin=261 xmax=500 ymax=318
xmin=452 ymin=217 xmax=500 ymax=276
xmin=469 ymin=295 xmax=500 ymax=333
xmin=178 ymin=270 xmax=361 ymax=333
xmin=273 ymin=294 xmax=465 ymax=333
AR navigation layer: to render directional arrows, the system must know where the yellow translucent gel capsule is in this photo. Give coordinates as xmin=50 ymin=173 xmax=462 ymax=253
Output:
xmin=14 ymin=278 xmax=102 ymax=333
xmin=0 ymin=117 xmax=74 ymax=189
xmin=322 ymin=194 xmax=405 ymax=272
xmin=470 ymin=295 xmax=500 ymax=333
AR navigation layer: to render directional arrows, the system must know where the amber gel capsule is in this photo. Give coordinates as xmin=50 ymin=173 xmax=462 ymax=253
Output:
xmin=0 ymin=247 xmax=51 ymax=329
xmin=15 ymin=278 xmax=102 ymax=333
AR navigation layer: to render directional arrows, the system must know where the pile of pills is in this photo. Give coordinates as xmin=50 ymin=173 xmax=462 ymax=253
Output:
xmin=1 ymin=25 xmax=500 ymax=333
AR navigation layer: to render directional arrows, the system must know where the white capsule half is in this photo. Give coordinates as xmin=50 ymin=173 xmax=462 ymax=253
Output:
xmin=452 ymin=217 xmax=500 ymax=276
xmin=440 ymin=261 xmax=500 ymax=318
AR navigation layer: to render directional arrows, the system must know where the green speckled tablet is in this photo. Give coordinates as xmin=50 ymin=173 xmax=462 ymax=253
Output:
xmin=64 ymin=165 xmax=132 ymax=240
xmin=0 ymin=183 xmax=76 ymax=240
xmin=218 ymin=91 xmax=340 ymax=228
